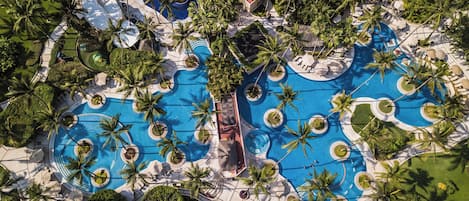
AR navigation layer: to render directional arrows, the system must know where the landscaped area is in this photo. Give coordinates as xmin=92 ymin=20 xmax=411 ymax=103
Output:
xmin=1 ymin=0 xmax=469 ymax=201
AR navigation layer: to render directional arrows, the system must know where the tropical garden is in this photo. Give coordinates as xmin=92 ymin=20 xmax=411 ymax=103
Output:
xmin=0 ymin=0 xmax=469 ymax=200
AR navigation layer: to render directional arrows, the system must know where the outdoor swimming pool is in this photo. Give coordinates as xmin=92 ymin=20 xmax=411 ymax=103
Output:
xmin=52 ymin=45 xmax=213 ymax=192
xmin=147 ymin=0 xmax=193 ymax=20
xmin=237 ymin=23 xmax=441 ymax=199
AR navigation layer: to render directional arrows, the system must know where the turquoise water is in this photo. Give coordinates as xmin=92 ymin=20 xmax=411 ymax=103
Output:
xmin=53 ymin=46 xmax=213 ymax=192
xmin=237 ymin=23 xmax=441 ymax=200
xmin=245 ymin=130 xmax=270 ymax=155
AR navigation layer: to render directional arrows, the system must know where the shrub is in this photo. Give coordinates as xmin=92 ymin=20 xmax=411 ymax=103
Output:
xmin=143 ymin=186 xmax=184 ymax=201
xmin=311 ymin=118 xmax=325 ymax=130
xmin=0 ymin=37 xmax=19 ymax=73
xmin=89 ymin=189 xmax=126 ymax=201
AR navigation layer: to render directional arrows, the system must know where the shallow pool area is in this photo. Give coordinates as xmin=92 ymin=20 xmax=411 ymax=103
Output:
xmin=244 ymin=130 xmax=270 ymax=155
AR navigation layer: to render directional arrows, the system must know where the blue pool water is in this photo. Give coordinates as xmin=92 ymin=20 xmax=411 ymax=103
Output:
xmin=147 ymin=0 xmax=194 ymax=20
xmin=237 ymin=23 xmax=441 ymax=200
xmin=244 ymin=130 xmax=270 ymax=155
xmin=53 ymin=46 xmax=213 ymax=192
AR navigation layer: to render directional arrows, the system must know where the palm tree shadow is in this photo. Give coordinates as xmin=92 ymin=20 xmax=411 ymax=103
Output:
xmin=178 ymin=91 xmax=210 ymax=108
xmin=405 ymin=168 xmax=433 ymax=193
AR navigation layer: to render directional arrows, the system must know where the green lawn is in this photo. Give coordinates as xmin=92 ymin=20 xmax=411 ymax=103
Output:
xmin=351 ymin=104 xmax=412 ymax=160
xmin=404 ymin=155 xmax=469 ymax=200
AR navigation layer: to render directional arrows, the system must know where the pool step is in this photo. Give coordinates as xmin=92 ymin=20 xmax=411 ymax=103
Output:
xmin=189 ymin=39 xmax=208 ymax=51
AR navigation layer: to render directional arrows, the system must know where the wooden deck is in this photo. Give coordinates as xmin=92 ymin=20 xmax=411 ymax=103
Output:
xmin=215 ymin=93 xmax=246 ymax=177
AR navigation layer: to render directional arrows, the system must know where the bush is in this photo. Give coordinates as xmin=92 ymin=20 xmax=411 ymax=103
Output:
xmin=143 ymin=186 xmax=184 ymax=201
xmin=89 ymin=189 xmax=126 ymax=201
xmin=0 ymin=37 xmax=20 ymax=73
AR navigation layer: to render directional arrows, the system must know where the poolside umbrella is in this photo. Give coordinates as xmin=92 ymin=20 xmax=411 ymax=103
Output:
xmin=218 ymin=140 xmax=238 ymax=173
xmin=462 ymin=79 xmax=469 ymax=89
xmin=435 ymin=49 xmax=446 ymax=60
xmin=393 ymin=0 xmax=405 ymax=11
xmin=392 ymin=19 xmax=407 ymax=30
xmin=407 ymin=35 xmax=419 ymax=47
xmin=451 ymin=65 xmax=463 ymax=76
xmin=95 ymin=72 xmax=107 ymax=86
xmin=426 ymin=49 xmax=436 ymax=60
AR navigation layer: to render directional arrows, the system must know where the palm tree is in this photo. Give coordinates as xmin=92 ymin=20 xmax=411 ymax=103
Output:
xmin=330 ymin=90 xmax=354 ymax=119
xmin=65 ymin=154 xmax=97 ymax=185
xmin=159 ymin=0 xmax=175 ymax=27
xmin=357 ymin=117 xmax=381 ymax=156
xmin=367 ymin=181 xmax=406 ymax=201
xmin=376 ymin=161 xmax=408 ymax=184
xmin=98 ymin=114 xmax=132 ymax=152
xmin=136 ymin=16 xmax=159 ymax=48
xmin=282 ymin=121 xmax=316 ymax=156
xmin=0 ymin=167 xmax=21 ymax=200
xmin=422 ymin=61 xmax=450 ymax=97
xmin=120 ymin=161 xmax=149 ymax=194
xmin=101 ymin=18 xmax=126 ymax=51
xmin=237 ymin=165 xmax=275 ymax=199
xmin=171 ymin=22 xmax=196 ymax=53
xmin=417 ymin=121 xmax=454 ymax=152
xmin=6 ymin=76 xmax=45 ymax=106
xmin=275 ymin=83 xmax=298 ymax=111
xmin=448 ymin=138 xmax=469 ymax=173
xmin=2 ymin=0 xmax=46 ymax=37
xmin=26 ymin=183 xmax=53 ymax=201
xmin=58 ymin=0 xmax=85 ymax=30
xmin=182 ymin=163 xmax=214 ymax=198
xmin=335 ymin=0 xmax=364 ymax=14
xmin=254 ymin=35 xmax=286 ymax=86
xmin=156 ymin=131 xmax=187 ymax=158
xmin=135 ymin=90 xmax=166 ymax=123
xmin=279 ymin=23 xmax=304 ymax=57
xmin=358 ymin=5 xmax=383 ymax=36
xmin=35 ymin=104 xmax=68 ymax=139
xmin=116 ymin=65 xmax=148 ymax=100
xmin=192 ymin=99 xmax=215 ymax=129
xmin=365 ymin=50 xmax=398 ymax=81
xmin=142 ymin=52 xmax=166 ymax=79
xmin=438 ymin=94 xmax=466 ymax=123
xmin=298 ymin=169 xmax=337 ymax=201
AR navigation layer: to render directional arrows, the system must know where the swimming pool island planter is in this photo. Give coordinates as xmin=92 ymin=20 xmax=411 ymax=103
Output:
xmin=60 ymin=112 xmax=78 ymax=129
xmin=354 ymin=172 xmax=373 ymax=191
xmin=268 ymin=65 xmax=286 ymax=82
xmin=330 ymin=141 xmax=350 ymax=161
xmin=184 ymin=54 xmax=199 ymax=70
xmin=308 ymin=115 xmax=328 ymax=134
xmin=157 ymin=78 xmax=174 ymax=93
xmin=166 ymin=150 xmax=186 ymax=168
xmin=397 ymin=76 xmax=416 ymax=95
xmin=262 ymin=159 xmax=279 ymax=179
xmin=120 ymin=144 xmax=139 ymax=163
xmin=88 ymin=93 xmax=106 ymax=109
xmin=357 ymin=32 xmax=372 ymax=46
xmin=74 ymin=138 xmax=93 ymax=157
xmin=244 ymin=83 xmax=263 ymax=102
xmin=132 ymin=101 xmax=143 ymax=114
xmin=286 ymin=193 xmax=300 ymax=201
xmin=148 ymin=121 xmax=168 ymax=140
xmin=91 ymin=168 xmax=110 ymax=188
xmin=373 ymin=97 xmax=396 ymax=117
xmin=263 ymin=109 xmax=284 ymax=128
xmin=420 ymin=102 xmax=439 ymax=123
xmin=194 ymin=128 xmax=212 ymax=145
